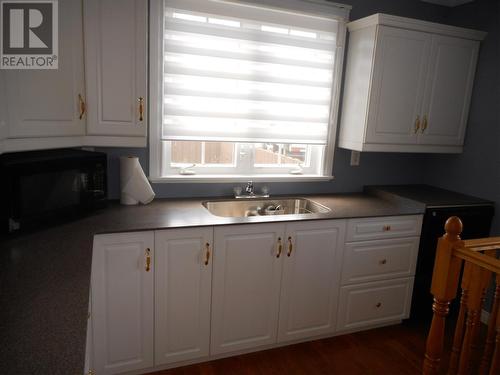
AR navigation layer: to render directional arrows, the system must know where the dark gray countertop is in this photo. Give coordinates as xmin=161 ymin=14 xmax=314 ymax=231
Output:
xmin=366 ymin=184 xmax=494 ymax=208
xmin=0 ymin=192 xmax=425 ymax=374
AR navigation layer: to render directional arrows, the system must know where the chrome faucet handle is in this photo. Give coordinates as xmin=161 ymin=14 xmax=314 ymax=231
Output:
xmin=245 ymin=181 xmax=254 ymax=194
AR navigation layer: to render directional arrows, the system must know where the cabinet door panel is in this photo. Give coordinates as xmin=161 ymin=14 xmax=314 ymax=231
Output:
xmin=91 ymin=232 xmax=154 ymax=375
xmin=155 ymin=228 xmax=212 ymax=365
xmin=211 ymin=223 xmax=285 ymax=355
xmin=5 ymin=0 xmax=85 ymax=137
xmin=84 ymin=0 xmax=147 ymax=136
xmin=420 ymin=36 xmax=479 ymax=145
xmin=278 ymin=220 xmax=345 ymax=342
xmin=366 ymin=26 xmax=431 ymax=145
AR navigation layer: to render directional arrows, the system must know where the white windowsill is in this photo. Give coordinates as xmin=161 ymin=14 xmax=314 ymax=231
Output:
xmin=149 ymin=174 xmax=335 ymax=183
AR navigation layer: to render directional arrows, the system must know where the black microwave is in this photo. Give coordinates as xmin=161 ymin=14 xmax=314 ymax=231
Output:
xmin=0 ymin=148 xmax=107 ymax=233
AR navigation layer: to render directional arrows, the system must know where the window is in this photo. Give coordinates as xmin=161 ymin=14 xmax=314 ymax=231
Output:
xmin=150 ymin=0 xmax=350 ymax=181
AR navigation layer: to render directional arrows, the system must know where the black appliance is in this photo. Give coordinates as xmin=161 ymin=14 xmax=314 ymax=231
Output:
xmin=374 ymin=185 xmax=495 ymax=322
xmin=0 ymin=148 xmax=107 ymax=233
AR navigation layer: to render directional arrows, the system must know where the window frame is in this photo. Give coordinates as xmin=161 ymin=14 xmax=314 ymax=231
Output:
xmin=149 ymin=0 xmax=349 ymax=182
xmin=162 ymin=141 xmax=323 ymax=177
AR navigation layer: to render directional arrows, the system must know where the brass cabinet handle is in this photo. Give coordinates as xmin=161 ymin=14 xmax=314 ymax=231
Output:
xmin=414 ymin=116 xmax=420 ymax=134
xmin=145 ymin=248 xmax=151 ymax=272
xmin=421 ymin=115 xmax=428 ymax=133
xmin=383 ymin=225 xmax=391 ymax=232
xmin=376 ymin=302 xmax=382 ymax=308
xmin=78 ymin=94 xmax=86 ymax=120
xmin=287 ymin=236 xmax=293 ymax=257
xmin=204 ymin=243 xmax=211 ymax=266
xmin=138 ymin=97 xmax=144 ymax=122
xmin=379 ymin=259 xmax=387 ymax=265
xmin=276 ymin=237 xmax=282 ymax=258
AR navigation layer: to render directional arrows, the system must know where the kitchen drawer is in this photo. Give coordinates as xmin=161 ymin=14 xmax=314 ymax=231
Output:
xmin=336 ymin=277 xmax=414 ymax=332
xmin=346 ymin=215 xmax=422 ymax=242
xmin=341 ymin=237 xmax=419 ymax=285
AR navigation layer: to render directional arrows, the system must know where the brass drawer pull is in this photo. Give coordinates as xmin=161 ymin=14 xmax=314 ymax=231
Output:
xmin=379 ymin=259 xmax=387 ymax=265
xmin=414 ymin=116 xmax=420 ymax=134
xmin=145 ymin=248 xmax=151 ymax=272
xmin=376 ymin=302 xmax=382 ymax=308
xmin=383 ymin=225 xmax=391 ymax=232
xmin=138 ymin=97 xmax=144 ymax=122
xmin=276 ymin=237 xmax=282 ymax=258
xmin=204 ymin=243 xmax=211 ymax=266
xmin=287 ymin=237 xmax=293 ymax=257
xmin=421 ymin=115 xmax=428 ymax=133
xmin=78 ymin=94 xmax=86 ymax=120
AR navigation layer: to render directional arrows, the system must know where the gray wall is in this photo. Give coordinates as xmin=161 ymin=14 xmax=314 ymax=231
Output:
xmin=423 ymin=0 xmax=500 ymax=234
xmin=100 ymin=0 xmax=500 ymax=235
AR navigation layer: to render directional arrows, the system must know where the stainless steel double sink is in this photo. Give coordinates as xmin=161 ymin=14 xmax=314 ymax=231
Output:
xmin=202 ymin=197 xmax=331 ymax=218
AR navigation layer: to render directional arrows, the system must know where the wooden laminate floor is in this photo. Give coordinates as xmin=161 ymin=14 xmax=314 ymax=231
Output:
xmin=150 ymin=322 xmax=432 ymax=375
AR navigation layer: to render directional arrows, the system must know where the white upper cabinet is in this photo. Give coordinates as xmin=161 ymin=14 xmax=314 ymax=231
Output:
xmin=1 ymin=0 xmax=148 ymax=153
xmin=419 ymin=35 xmax=479 ymax=146
xmin=365 ymin=27 xmax=431 ymax=146
xmin=4 ymin=0 xmax=85 ymax=138
xmin=338 ymin=14 xmax=485 ymax=154
xmin=84 ymin=0 xmax=147 ymax=145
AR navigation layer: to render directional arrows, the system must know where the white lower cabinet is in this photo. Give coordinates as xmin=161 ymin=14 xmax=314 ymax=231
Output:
xmin=89 ymin=214 xmax=422 ymax=374
xmin=277 ymin=220 xmax=345 ymax=342
xmin=91 ymin=231 xmax=154 ymax=375
xmin=154 ymin=227 xmax=213 ymax=365
xmin=336 ymin=216 xmax=422 ymax=333
xmin=211 ymin=220 xmax=345 ymax=354
xmin=210 ymin=223 xmax=285 ymax=355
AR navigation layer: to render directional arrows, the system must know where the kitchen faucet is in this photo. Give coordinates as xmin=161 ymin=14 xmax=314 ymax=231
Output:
xmin=245 ymin=181 xmax=254 ymax=195
xmin=234 ymin=181 xmax=269 ymax=199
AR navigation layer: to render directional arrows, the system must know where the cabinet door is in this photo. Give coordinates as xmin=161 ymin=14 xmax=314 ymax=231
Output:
xmin=155 ymin=227 xmax=212 ymax=365
xmin=211 ymin=223 xmax=285 ymax=355
xmin=278 ymin=220 xmax=345 ymax=343
xmin=91 ymin=232 xmax=154 ymax=375
xmin=365 ymin=26 xmax=431 ymax=145
xmin=5 ymin=0 xmax=85 ymax=138
xmin=84 ymin=0 xmax=147 ymax=137
xmin=419 ymin=35 xmax=479 ymax=146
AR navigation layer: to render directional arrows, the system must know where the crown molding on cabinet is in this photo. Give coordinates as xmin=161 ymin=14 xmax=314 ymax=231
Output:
xmin=347 ymin=13 xmax=486 ymax=40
